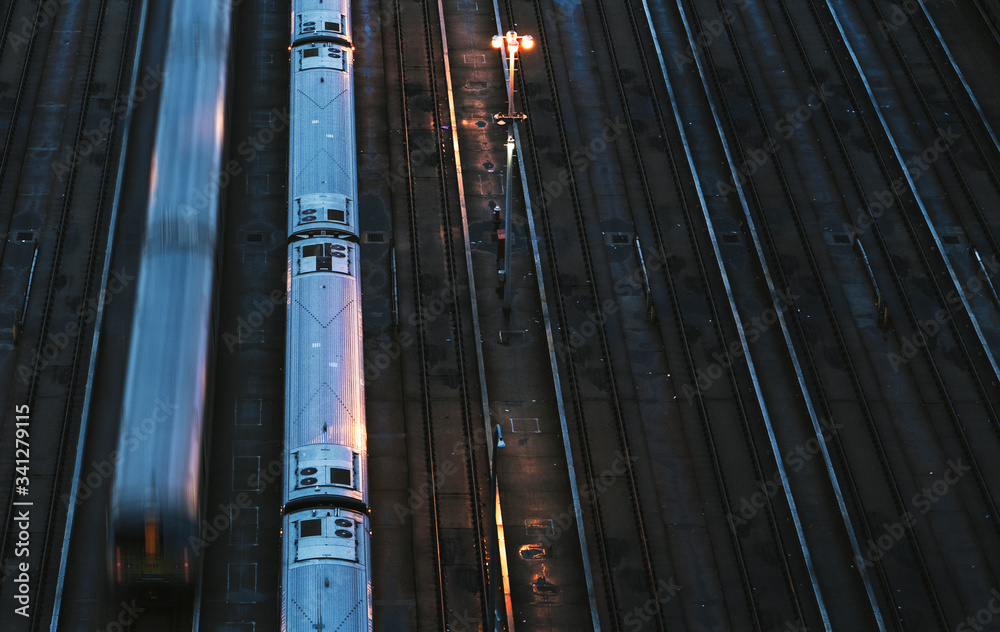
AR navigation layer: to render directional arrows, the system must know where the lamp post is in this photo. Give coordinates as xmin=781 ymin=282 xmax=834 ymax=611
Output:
xmin=487 ymin=423 xmax=506 ymax=631
xmin=500 ymin=134 xmax=514 ymax=312
xmin=492 ymin=31 xmax=533 ymax=120
xmin=492 ymin=31 xmax=532 ymax=313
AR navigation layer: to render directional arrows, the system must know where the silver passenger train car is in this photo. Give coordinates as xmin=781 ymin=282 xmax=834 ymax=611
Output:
xmin=284 ymin=237 xmax=366 ymax=511
xmin=281 ymin=507 xmax=371 ymax=629
xmin=292 ymin=0 xmax=352 ymax=46
xmin=284 ymin=0 xmax=371 ymax=629
xmin=289 ymin=2 xmax=357 ymax=238
xmin=109 ymin=0 xmax=232 ymax=599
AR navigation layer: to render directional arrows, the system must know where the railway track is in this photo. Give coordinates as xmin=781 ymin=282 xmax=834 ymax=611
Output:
xmin=586 ymin=0 xmax=833 ymax=626
xmin=389 ymin=0 xmax=490 ymax=627
xmin=532 ymin=0 xmax=842 ymax=627
xmin=973 ymin=0 xmax=1000 ymax=64
xmin=862 ymin=0 xmax=1000 ymax=261
xmin=743 ymin=2 xmax=1000 ymax=626
xmin=0 ymin=0 xmax=48 ymax=267
xmin=520 ymin=0 xmax=916 ymax=628
xmin=804 ymin=0 xmax=1000 ymax=620
xmin=817 ymin=0 xmax=1000 ymax=379
xmin=814 ymin=0 xmax=1000 ymax=560
xmin=675 ymin=0 xmax=955 ymax=627
xmin=0 ymin=0 xmax=137 ymax=628
xmin=625 ymin=0 xmax=1000 ymax=628
xmin=846 ymin=0 xmax=1000 ymax=436
xmin=724 ymin=0 xmax=959 ymax=626
xmin=351 ymin=0 xmax=419 ymax=625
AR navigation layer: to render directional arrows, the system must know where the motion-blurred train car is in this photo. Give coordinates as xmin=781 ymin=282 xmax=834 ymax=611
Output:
xmin=109 ymin=0 xmax=231 ymax=600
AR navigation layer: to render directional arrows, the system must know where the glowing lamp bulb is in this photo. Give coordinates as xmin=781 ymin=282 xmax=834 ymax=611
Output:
xmin=521 ymin=35 xmax=534 ymax=50
xmin=492 ymin=35 xmax=503 ymax=49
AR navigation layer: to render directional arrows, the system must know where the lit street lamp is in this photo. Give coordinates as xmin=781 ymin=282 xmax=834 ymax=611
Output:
xmin=491 ymin=31 xmax=532 ymax=313
xmin=492 ymin=31 xmax=533 ymax=122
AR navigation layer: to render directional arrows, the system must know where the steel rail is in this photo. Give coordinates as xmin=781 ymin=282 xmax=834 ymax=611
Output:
xmin=866 ymin=0 xmax=1000 ymax=285
xmin=704 ymin=0 xmax=913 ymax=623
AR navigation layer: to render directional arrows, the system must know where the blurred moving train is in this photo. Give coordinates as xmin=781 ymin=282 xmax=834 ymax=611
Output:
xmin=282 ymin=0 xmax=372 ymax=629
xmin=108 ymin=0 xmax=231 ymax=599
